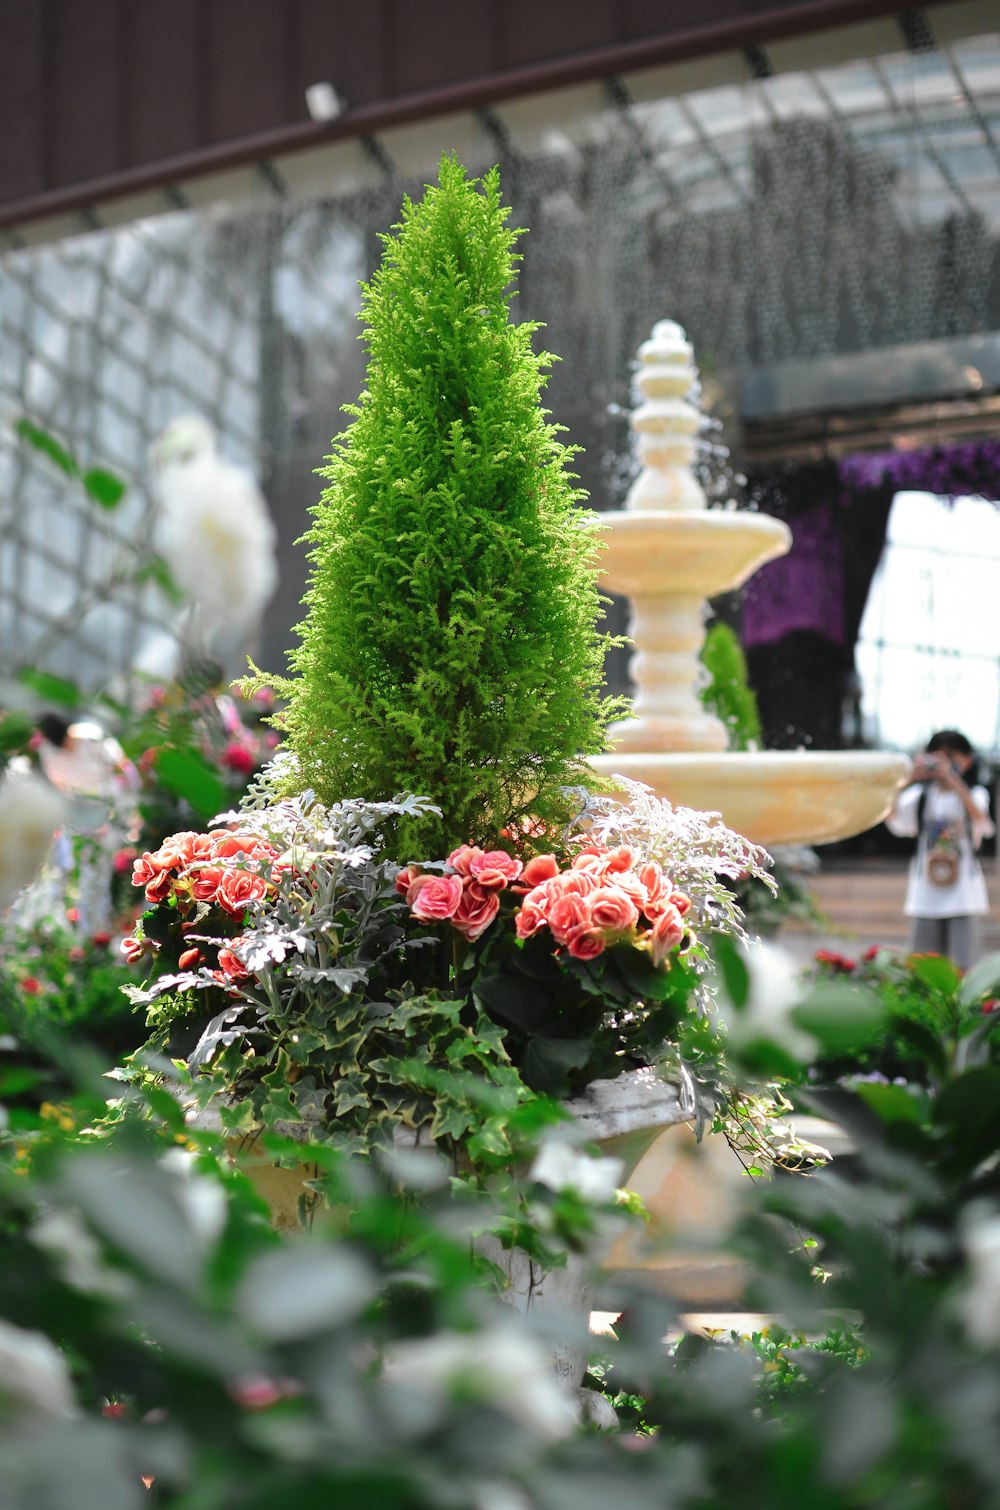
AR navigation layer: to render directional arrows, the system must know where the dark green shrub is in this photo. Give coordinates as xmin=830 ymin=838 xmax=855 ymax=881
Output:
xmin=699 ymin=620 xmax=762 ymax=752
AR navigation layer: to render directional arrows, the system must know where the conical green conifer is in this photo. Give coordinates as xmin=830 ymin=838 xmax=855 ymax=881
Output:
xmin=252 ymin=158 xmax=622 ymax=854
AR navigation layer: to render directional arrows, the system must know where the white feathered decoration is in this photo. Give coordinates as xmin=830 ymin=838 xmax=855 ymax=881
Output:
xmin=150 ymin=417 xmax=278 ymax=653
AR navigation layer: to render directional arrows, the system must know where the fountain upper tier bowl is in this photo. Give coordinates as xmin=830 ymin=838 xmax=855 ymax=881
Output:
xmin=596 ymin=509 xmax=791 ymax=599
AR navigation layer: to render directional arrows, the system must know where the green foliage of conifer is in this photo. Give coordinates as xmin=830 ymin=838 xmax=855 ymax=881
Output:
xmin=252 ymin=157 xmax=623 ymax=853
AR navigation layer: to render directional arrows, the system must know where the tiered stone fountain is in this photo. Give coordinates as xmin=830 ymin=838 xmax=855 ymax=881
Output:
xmin=589 ymin=320 xmax=909 ymax=847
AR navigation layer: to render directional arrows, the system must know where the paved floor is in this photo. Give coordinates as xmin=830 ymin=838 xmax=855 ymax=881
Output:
xmin=777 ymin=855 xmax=1000 ymax=966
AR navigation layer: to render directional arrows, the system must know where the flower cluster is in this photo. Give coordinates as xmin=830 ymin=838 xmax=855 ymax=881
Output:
xmin=396 ymin=845 xmax=524 ymax=941
xmin=514 ymin=841 xmax=691 ymax=963
xmin=123 ymin=827 xmax=283 ymax=981
xmin=813 ymin=948 xmax=858 ymax=974
xmin=398 ymin=838 xmax=692 ymax=965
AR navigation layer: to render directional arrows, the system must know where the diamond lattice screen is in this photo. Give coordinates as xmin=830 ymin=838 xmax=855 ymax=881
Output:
xmin=1 ymin=27 xmax=997 ymax=694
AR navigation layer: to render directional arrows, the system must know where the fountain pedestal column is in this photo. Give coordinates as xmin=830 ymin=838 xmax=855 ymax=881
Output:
xmin=615 ymin=590 xmax=727 ymax=753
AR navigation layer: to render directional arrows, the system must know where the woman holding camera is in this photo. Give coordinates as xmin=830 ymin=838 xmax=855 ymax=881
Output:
xmin=886 ymin=730 xmax=994 ymax=970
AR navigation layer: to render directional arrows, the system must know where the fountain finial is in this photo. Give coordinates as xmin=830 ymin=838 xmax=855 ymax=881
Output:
xmin=628 ymin=321 xmax=705 ymax=512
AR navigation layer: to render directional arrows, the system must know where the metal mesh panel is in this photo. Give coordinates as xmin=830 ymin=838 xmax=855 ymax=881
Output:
xmin=0 ymin=213 xmax=262 ymax=689
xmin=1 ymin=29 xmax=998 ymax=692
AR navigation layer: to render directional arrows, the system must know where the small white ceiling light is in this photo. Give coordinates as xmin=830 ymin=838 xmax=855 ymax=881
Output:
xmin=305 ymin=82 xmax=345 ymax=123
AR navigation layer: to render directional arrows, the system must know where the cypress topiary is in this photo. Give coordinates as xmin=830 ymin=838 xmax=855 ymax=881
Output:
xmin=251 ymin=157 xmax=623 ymax=853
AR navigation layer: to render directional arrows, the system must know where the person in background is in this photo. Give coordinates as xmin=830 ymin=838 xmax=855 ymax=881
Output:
xmin=886 ymin=730 xmax=994 ymax=970
xmin=33 ymin=713 xmax=137 ymax=937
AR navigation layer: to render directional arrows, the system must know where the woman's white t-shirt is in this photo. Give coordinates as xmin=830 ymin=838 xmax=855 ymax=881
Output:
xmin=886 ymin=782 xmax=994 ymax=918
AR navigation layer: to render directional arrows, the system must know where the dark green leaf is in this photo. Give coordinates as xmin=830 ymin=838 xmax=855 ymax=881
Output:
xmin=0 ymin=710 xmax=34 ymax=753
xmin=712 ymin=935 xmax=749 ymax=1010
xmin=934 ymin=1066 xmax=1000 ymax=1172
xmin=908 ymin=952 xmax=962 ymax=996
xmin=82 ymin=466 xmax=127 ymax=509
xmin=133 ymin=555 xmax=187 ymax=605
xmin=793 ymin=982 xmax=884 ymax=1055
xmin=959 ymin=951 xmax=1000 ymax=1008
xmin=153 ymin=747 xmax=229 ymax=822
xmin=519 ymin=1036 xmax=592 ymax=1097
xmin=853 ymin=1081 xmax=928 ymax=1126
xmin=890 ymin=1015 xmax=948 ymax=1078
xmin=17 ymin=665 xmax=82 ymax=708
xmin=15 ymin=416 xmax=80 ymax=477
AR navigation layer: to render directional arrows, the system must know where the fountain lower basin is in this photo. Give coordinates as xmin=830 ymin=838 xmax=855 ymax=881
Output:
xmin=588 ymin=749 xmax=910 ymax=848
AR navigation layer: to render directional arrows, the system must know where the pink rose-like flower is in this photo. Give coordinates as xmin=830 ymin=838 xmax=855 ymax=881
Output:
xmin=217 ymin=869 xmax=269 ymax=917
xmin=211 ymin=831 xmax=269 ymax=861
xmin=173 ymin=832 xmax=216 ymax=870
xmin=178 ymin=947 xmax=203 ymax=971
xmin=469 ymin=849 xmax=523 ymax=889
xmin=218 ymin=945 xmax=250 ymax=979
xmin=649 ymin=904 xmax=686 ymax=965
xmin=515 ymin=895 xmax=549 ymax=938
xmin=148 ymin=834 xmax=194 ymax=871
xmin=570 ymin=852 xmax=605 ymax=875
xmin=452 ymin=881 xmax=501 ymax=941
xmin=131 ymin=854 xmax=162 ymax=890
xmin=605 ymin=869 xmax=648 ymax=913
xmin=410 ymin=873 xmax=464 ymax=923
xmin=395 ymin=864 xmax=423 ymax=899
xmin=587 ymin=885 xmax=639 ymax=935
xmin=669 ymin=889 xmax=692 ymax=917
xmin=121 ymin=936 xmax=155 ymax=966
xmin=112 ymin=847 xmax=137 ymax=875
xmin=552 ymin=869 xmax=598 ymax=899
xmin=520 ymin=854 xmax=560 ymax=888
xmin=20 ymin=977 xmax=41 ymax=995
xmin=222 ymin=741 xmax=256 ymax=776
xmin=188 ymin=864 xmax=224 ymax=903
xmin=548 ymin=891 xmax=592 ymax=946
xmin=447 ymin=844 xmax=483 ymax=878
xmin=566 ymin=927 xmax=605 ymax=960
xmin=134 ymin=857 xmax=174 ymax=905
xmin=601 ymin=845 xmax=637 ymax=875
xmin=571 ymin=839 xmax=608 ymax=861
xmin=637 ymin=861 xmax=666 ymax=914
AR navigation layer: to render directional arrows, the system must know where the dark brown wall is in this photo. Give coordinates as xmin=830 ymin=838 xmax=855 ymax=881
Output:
xmin=0 ymin=0 xmax=930 ymax=227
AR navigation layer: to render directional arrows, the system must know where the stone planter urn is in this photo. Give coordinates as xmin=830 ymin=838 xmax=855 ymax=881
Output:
xmin=192 ymin=1066 xmax=697 ymax=1427
xmin=436 ymin=1067 xmax=697 ymax=1427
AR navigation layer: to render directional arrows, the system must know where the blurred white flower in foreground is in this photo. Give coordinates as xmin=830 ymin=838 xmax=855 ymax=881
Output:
xmin=0 ymin=768 xmax=67 ymax=909
xmin=960 ymin=1210 xmax=1000 ymax=1345
xmin=717 ymin=939 xmax=819 ymax=1064
xmin=0 ymin=1318 xmax=78 ymax=1420
xmin=385 ymin=1324 xmax=577 ymax=1441
xmin=150 ymin=415 xmax=278 ymax=644
xmin=30 ymin=1209 xmax=129 ymax=1300
xmin=530 ymin=1140 xmax=624 ymax=1202
xmin=159 ymin=1147 xmax=229 ymax=1253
